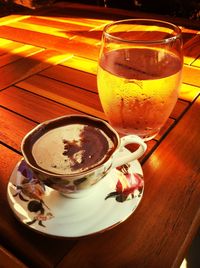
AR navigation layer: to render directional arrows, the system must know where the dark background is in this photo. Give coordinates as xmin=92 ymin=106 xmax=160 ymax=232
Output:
xmin=0 ymin=0 xmax=200 ymax=21
xmin=61 ymin=0 xmax=200 ymax=20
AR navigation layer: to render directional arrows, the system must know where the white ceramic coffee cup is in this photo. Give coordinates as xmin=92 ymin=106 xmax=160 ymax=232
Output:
xmin=21 ymin=114 xmax=147 ymax=198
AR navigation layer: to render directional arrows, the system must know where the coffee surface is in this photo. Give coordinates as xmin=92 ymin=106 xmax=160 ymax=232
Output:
xmin=32 ymin=124 xmax=114 ymax=174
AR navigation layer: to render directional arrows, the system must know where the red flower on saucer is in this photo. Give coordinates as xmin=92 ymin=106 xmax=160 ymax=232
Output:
xmin=105 ymin=164 xmax=143 ymax=202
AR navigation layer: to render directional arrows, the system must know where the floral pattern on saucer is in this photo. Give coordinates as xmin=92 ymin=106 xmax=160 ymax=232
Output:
xmin=105 ymin=164 xmax=143 ymax=202
xmin=7 ymin=151 xmax=144 ymax=238
xmin=12 ymin=160 xmax=53 ymax=227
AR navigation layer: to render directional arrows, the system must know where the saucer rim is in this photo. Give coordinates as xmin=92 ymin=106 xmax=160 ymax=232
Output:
xmin=7 ymin=157 xmax=144 ymax=239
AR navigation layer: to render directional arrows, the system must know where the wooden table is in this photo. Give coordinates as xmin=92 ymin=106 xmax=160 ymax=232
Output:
xmin=0 ymin=2 xmax=200 ymax=268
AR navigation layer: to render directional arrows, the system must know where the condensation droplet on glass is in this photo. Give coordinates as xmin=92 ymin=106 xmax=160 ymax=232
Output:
xmin=127 ymin=79 xmax=143 ymax=89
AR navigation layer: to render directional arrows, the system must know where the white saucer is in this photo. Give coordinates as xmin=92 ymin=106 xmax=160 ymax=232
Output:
xmin=7 ymin=155 xmax=144 ymax=238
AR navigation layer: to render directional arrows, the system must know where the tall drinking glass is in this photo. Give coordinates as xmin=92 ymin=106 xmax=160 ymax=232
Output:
xmin=97 ymin=19 xmax=183 ymax=141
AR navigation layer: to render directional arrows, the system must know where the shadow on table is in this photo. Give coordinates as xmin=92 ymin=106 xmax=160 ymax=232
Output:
xmin=184 ymin=228 xmax=200 ymax=268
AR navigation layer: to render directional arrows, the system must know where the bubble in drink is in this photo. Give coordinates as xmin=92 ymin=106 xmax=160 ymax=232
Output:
xmin=97 ymin=47 xmax=182 ymax=140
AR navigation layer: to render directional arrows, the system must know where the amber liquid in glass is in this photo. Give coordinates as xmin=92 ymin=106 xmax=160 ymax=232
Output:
xmin=98 ymin=47 xmax=182 ymax=140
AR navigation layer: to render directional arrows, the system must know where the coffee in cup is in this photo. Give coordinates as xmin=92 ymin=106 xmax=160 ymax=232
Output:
xmin=32 ymin=123 xmax=115 ymax=175
xmin=21 ymin=114 xmax=147 ymax=198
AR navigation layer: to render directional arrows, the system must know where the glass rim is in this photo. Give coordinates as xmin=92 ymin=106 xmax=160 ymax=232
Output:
xmin=103 ymin=18 xmax=182 ymax=44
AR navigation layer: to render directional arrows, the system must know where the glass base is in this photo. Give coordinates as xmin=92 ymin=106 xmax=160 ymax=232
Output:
xmin=113 ymin=126 xmax=160 ymax=141
xmin=139 ymin=133 xmax=158 ymax=141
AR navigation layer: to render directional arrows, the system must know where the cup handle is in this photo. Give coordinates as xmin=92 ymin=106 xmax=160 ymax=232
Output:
xmin=111 ymin=135 xmax=147 ymax=168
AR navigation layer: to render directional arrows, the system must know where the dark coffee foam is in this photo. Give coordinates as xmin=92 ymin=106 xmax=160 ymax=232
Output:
xmin=62 ymin=125 xmax=110 ymax=172
xmin=22 ymin=115 xmax=118 ymax=175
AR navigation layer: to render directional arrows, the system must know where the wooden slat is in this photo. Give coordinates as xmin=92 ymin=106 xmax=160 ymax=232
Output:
xmin=0 ymin=39 xmax=21 ymax=56
xmin=170 ymin=99 xmax=190 ymax=119
xmin=127 ymin=138 xmax=157 ymax=163
xmin=154 ymin=118 xmax=174 ymax=141
xmin=70 ymin=28 xmax=103 ymax=42
xmin=0 ymin=49 xmax=72 ymax=90
xmin=0 ymin=85 xmax=180 ymax=149
xmin=7 ymin=21 xmax=78 ymax=39
xmin=0 ymin=86 xmax=158 ymax=164
xmin=0 ymin=44 xmax=44 ymax=68
xmin=182 ymin=65 xmax=200 ymax=88
xmin=0 ymin=86 xmax=82 ymax=122
xmin=20 ymin=16 xmax=93 ymax=32
xmin=0 ymin=108 xmax=36 ymax=151
xmin=0 ymin=15 xmax=30 ymax=26
xmin=0 ymin=37 xmax=12 ymax=47
xmin=61 ymin=55 xmax=97 ymax=75
xmin=0 ymin=40 xmax=36 ymax=53
xmin=181 ymin=28 xmax=198 ymax=45
xmin=191 ymin=57 xmax=200 ymax=68
xmin=0 ymin=246 xmax=27 ymax=268
xmin=0 ymin=145 xmax=77 ymax=268
xmin=179 ymin=83 xmax=200 ymax=102
xmin=9 ymin=21 xmax=73 ymax=39
xmin=183 ymin=33 xmax=200 ymax=65
xmin=57 ymin=96 xmax=200 ymax=268
xmin=141 ymin=139 xmax=157 ymax=161
xmin=35 ymin=15 xmax=110 ymax=27
xmin=0 ymin=25 xmax=65 ymax=47
xmin=66 ymin=38 xmax=100 ymax=60
xmin=16 ymin=74 xmax=105 ymax=118
xmin=0 ymin=25 xmax=100 ymax=60
xmin=40 ymin=65 xmax=97 ymax=93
